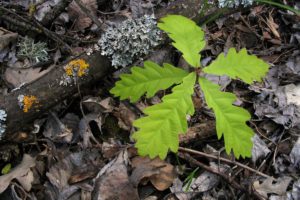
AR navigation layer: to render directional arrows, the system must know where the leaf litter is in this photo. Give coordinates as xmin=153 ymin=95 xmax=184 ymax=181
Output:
xmin=1 ymin=0 xmax=300 ymax=199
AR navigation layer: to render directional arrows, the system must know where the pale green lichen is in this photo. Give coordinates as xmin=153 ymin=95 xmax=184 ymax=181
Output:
xmin=218 ymin=0 xmax=253 ymax=8
xmin=17 ymin=36 xmax=49 ymax=64
xmin=98 ymin=15 xmax=161 ymax=67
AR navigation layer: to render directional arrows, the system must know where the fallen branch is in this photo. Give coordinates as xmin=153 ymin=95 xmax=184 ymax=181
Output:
xmin=0 ymin=53 xmax=111 ymax=139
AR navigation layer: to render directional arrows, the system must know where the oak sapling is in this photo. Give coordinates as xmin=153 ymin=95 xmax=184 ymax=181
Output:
xmin=110 ymin=15 xmax=269 ymax=159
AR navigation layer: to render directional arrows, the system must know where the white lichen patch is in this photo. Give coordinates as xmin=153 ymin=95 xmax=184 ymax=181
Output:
xmin=98 ymin=15 xmax=162 ymax=68
xmin=218 ymin=0 xmax=253 ymax=8
xmin=86 ymin=44 xmax=101 ymax=56
xmin=18 ymin=94 xmax=25 ymax=109
xmin=0 ymin=109 xmax=7 ymax=139
xmin=60 ymin=74 xmax=74 ymax=86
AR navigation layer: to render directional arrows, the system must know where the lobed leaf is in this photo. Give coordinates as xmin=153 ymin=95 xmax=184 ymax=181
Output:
xmin=158 ymin=15 xmax=205 ymax=68
xmin=110 ymin=61 xmax=188 ymax=102
xmin=133 ymin=72 xmax=196 ymax=159
xmin=199 ymin=77 xmax=254 ymax=158
xmin=203 ymin=48 xmax=269 ymax=84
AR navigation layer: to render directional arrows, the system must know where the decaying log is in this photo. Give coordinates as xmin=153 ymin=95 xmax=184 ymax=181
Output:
xmin=0 ymin=53 xmax=111 ymax=139
xmin=0 ymin=0 xmax=206 ymax=140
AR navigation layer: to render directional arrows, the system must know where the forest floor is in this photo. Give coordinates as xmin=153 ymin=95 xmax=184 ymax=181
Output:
xmin=0 ymin=0 xmax=300 ymax=200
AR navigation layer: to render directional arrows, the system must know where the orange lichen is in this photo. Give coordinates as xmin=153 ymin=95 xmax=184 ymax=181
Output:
xmin=23 ymin=95 xmax=38 ymax=113
xmin=64 ymin=59 xmax=89 ymax=77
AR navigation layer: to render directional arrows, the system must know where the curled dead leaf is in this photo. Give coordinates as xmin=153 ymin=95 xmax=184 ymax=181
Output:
xmin=93 ymin=150 xmax=139 ymax=200
xmin=253 ymin=176 xmax=292 ymax=198
xmin=68 ymin=0 xmax=98 ymax=31
xmin=0 ymin=154 xmax=36 ymax=193
xmin=0 ymin=28 xmax=18 ymax=50
xmin=113 ymin=103 xmax=137 ymax=131
xmin=131 ymin=156 xmax=177 ymax=191
xmin=5 ymin=65 xmax=54 ymax=88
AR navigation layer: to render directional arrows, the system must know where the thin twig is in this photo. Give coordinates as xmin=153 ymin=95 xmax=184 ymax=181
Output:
xmin=272 ymin=129 xmax=285 ymax=166
xmin=178 ymin=147 xmax=271 ymax=178
xmin=0 ymin=7 xmax=71 ymax=52
xmin=250 ymin=120 xmax=275 ymax=144
xmin=178 ymin=152 xmax=265 ymax=200
xmin=239 ymin=13 xmax=263 ymax=40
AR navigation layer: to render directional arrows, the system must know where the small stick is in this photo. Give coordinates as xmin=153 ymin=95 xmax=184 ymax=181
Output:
xmin=178 ymin=152 xmax=265 ymax=200
xmin=178 ymin=147 xmax=271 ymax=178
xmin=0 ymin=7 xmax=71 ymax=52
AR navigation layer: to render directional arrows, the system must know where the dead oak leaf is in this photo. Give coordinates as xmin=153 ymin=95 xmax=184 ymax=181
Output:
xmin=253 ymin=176 xmax=292 ymax=198
xmin=131 ymin=156 xmax=177 ymax=191
xmin=5 ymin=65 xmax=54 ymax=88
xmin=113 ymin=103 xmax=137 ymax=131
xmin=68 ymin=0 xmax=98 ymax=31
xmin=93 ymin=150 xmax=139 ymax=200
xmin=0 ymin=28 xmax=18 ymax=50
xmin=0 ymin=154 xmax=36 ymax=193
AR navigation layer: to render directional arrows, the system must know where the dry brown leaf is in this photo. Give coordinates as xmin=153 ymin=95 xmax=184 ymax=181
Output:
xmin=101 ymin=139 xmax=122 ymax=159
xmin=77 ymin=113 xmax=102 ymax=148
xmin=253 ymin=176 xmax=292 ymax=198
xmin=4 ymin=65 xmax=54 ymax=88
xmin=93 ymin=150 xmax=139 ymax=200
xmin=113 ymin=103 xmax=137 ymax=131
xmin=15 ymin=170 xmax=34 ymax=192
xmin=0 ymin=154 xmax=36 ymax=193
xmin=68 ymin=0 xmax=98 ymax=31
xmin=45 ymin=150 xmax=103 ymax=200
xmin=131 ymin=156 xmax=177 ymax=191
xmin=266 ymin=14 xmax=280 ymax=39
xmin=43 ymin=112 xmax=74 ymax=143
xmin=0 ymin=27 xmax=18 ymax=50
xmin=98 ymin=97 xmax=115 ymax=112
xmin=83 ymin=97 xmax=115 ymax=113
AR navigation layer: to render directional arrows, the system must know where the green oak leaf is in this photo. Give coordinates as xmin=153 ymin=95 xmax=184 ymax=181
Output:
xmin=133 ymin=72 xmax=196 ymax=159
xmin=199 ymin=77 xmax=254 ymax=158
xmin=158 ymin=15 xmax=205 ymax=68
xmin=203 ymin=48 xmax=269 ymax=84
xmin=110 ymin=61 xmax=188 ymax=102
